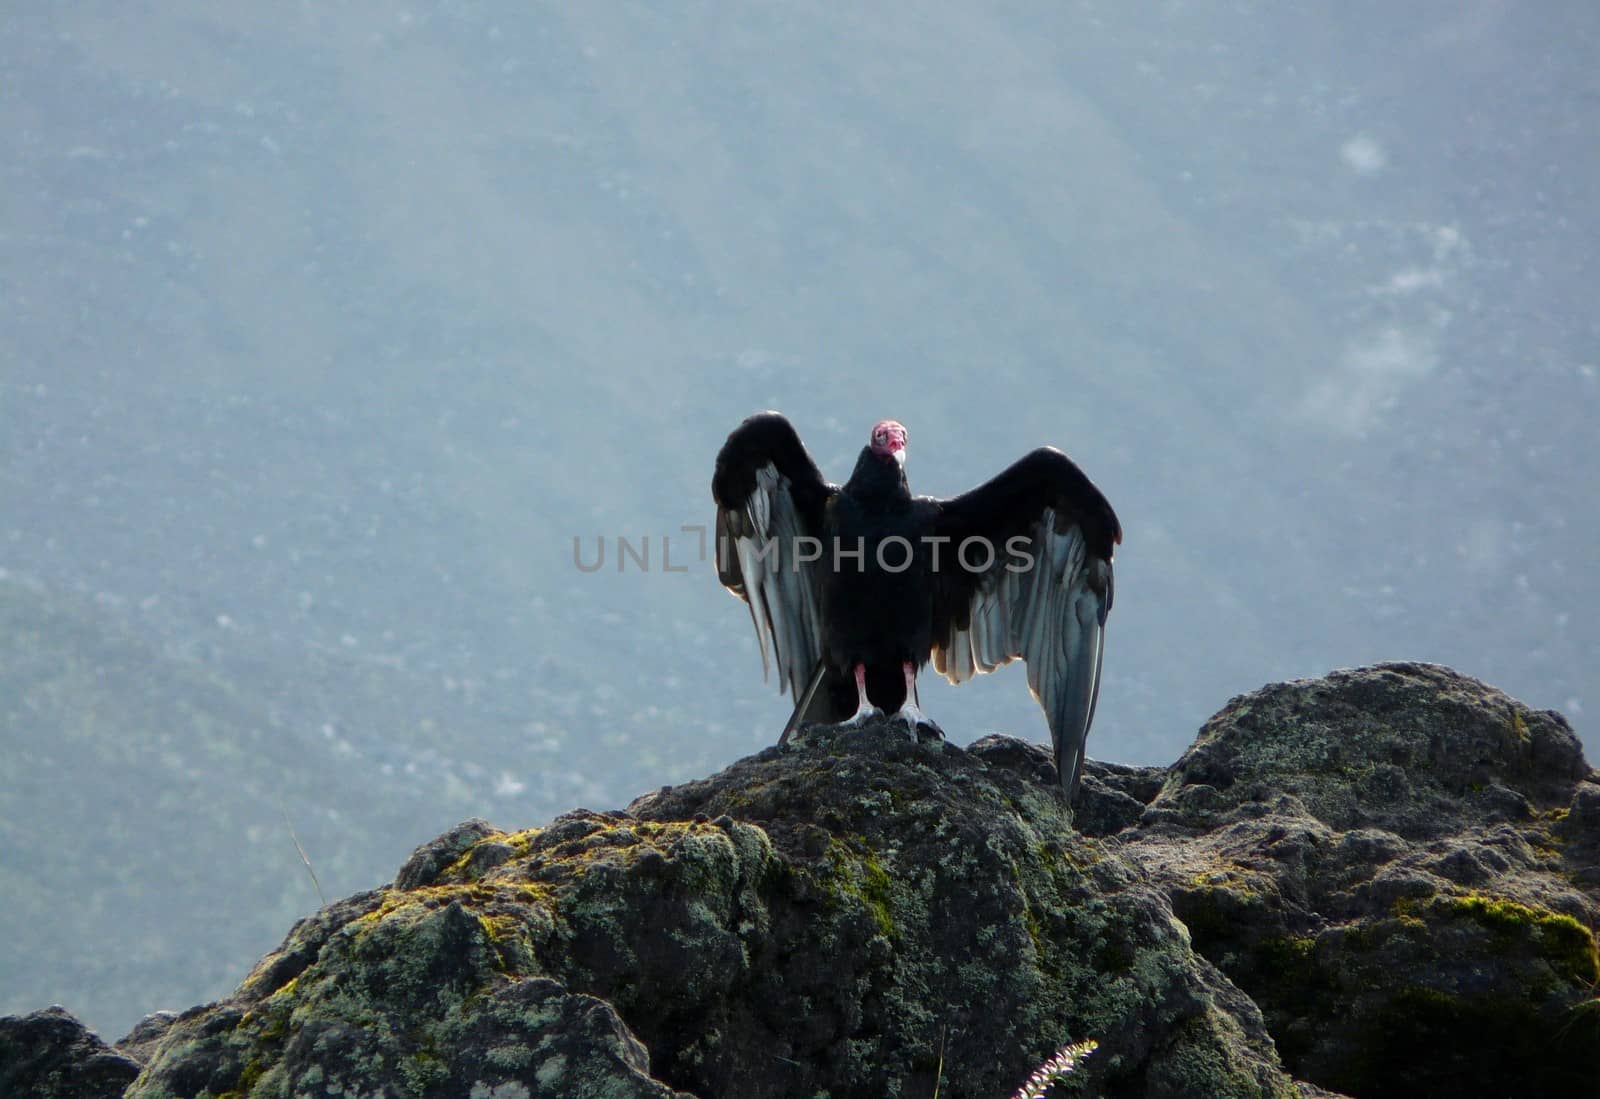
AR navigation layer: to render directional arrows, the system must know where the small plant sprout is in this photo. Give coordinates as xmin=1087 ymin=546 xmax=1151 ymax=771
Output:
xmin=1009 ymin=1038 xmax=1098 ymax=1099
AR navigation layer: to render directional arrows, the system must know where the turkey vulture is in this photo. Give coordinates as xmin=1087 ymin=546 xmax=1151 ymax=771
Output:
xmin=712 ymin=411 xmax=1121 ymax=797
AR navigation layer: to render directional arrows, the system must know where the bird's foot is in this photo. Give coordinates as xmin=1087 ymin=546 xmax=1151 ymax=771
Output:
xmin=840 ymin=704 xmax=885 ymax=728
xmin=894 ymin=700 xmax=943 ymax=741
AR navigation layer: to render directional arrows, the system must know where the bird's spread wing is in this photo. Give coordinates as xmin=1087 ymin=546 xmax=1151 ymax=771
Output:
xmin=929 ymin=448 xmax=1121 ymax=796
xmin=712 ymin=412 xmax=835 ymax=700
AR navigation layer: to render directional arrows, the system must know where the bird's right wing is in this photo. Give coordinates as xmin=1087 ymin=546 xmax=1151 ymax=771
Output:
xmin=929 ymin=448 xmax=1121 ymax=797
xmin=712 ymin=412 xmax=836 ymax=701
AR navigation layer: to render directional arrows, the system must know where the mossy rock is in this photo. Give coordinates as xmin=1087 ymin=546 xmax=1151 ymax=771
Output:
xmin=1137 ymin=665 xmax=1600 ymax=1099
xmin=123 ymin=721 xmax=1292 ymax=1098
xmin=22 ymin=663 xmax=1596 ymax=1099
xmin=1152 ymin=662 xmax=1587 ymax=838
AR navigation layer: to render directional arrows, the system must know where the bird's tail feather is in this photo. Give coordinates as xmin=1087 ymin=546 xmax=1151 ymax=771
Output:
xmin=779 ymin=660 xmax=828 ymax=745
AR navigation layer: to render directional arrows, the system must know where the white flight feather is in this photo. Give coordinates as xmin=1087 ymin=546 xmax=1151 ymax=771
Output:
xmin=927 ymin=497 xmax=1110 ymax=794
xmin=730 ymin=462 xmax=825 ymax=700
xmin=737 ymin=525 xmax=773 ymax=680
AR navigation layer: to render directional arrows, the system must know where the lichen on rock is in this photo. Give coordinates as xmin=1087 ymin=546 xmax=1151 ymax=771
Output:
xmin=1130 ymin=662 xmax=1600 ymax=1098
xmin=111 ymin=722 xmax=1292 ymax=1099
xmin=4 ymin=663 xmax=1596 ymax=1099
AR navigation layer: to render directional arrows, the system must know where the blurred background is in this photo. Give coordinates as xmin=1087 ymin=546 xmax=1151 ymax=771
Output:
xmin=2 ymin=1 xmax=1595 ymax=1038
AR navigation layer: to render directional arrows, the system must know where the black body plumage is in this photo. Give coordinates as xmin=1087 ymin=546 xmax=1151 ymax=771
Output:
xmin=712 ymin=411 xmax=1120 ymax=799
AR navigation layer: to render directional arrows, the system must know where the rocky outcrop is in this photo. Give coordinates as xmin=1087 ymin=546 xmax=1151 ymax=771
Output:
xmin=3 ymin=663 xmax=1596 ymax=1099
xmin=1127 ymin=662 xmax=1600 ymax=1099
xmin=119 ymin=724 xmax=1287 ymax=1099
xmin=0 ymin=1006 xmax=141 ymax=1099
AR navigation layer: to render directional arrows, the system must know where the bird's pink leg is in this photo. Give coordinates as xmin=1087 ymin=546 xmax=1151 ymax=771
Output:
xmin=841 ymin=663 xmax=883 ymax=726
xmin=893 ymin=662 xmax=933 ymax=732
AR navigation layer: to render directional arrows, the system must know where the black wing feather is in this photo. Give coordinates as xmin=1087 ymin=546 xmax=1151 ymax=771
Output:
xmin=930 ymin=447 xmax=1120 ymax=797
xmin=712 ymin=412 xmax=836 ymax=700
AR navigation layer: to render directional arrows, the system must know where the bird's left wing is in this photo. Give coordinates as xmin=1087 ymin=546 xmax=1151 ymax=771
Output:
xmin=929 ymin=447 xmax=1121 ymax=796
xmin=712 ymin=412 xmax=836 ymax=701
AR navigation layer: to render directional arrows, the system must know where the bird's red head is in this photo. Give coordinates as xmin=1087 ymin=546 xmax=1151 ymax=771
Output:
xmin=869 ymin=420 xmax=907 ymax=466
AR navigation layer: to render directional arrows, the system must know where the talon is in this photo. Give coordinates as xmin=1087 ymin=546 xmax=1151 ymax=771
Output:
xmin=842 ymin=705 xmax=885 ymax=727
xmin=896 ymin=703 xmax=931 ymax=726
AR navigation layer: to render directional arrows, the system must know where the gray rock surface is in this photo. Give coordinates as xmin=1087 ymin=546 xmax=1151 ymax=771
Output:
xmin=1128 ymin=663 xmax=1600 ymax=1097
xmin=120 ymin=718 xmax=1291 ymax=1099
xmin=0 ymin=1005 xmax=142 ymax=1099
xmin=3 ymin=663 xmax=1594 ymax=1099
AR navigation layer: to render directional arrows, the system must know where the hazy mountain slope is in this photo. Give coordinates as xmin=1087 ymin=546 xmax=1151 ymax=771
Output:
xmin=1 ymin=1 xmax=1594 ymax=1036
xmin=0 ymin=579 xmax=383 ymax=1028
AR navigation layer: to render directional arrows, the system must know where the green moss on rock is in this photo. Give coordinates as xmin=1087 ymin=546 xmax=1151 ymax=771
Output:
xmin=1436 ymin=894 xmax=1600 ymax=985
xmin=121 ymin=722 xmax=1301 ymax=1099
xmin=94 ymin=666 xmax=1598 ymax=1099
